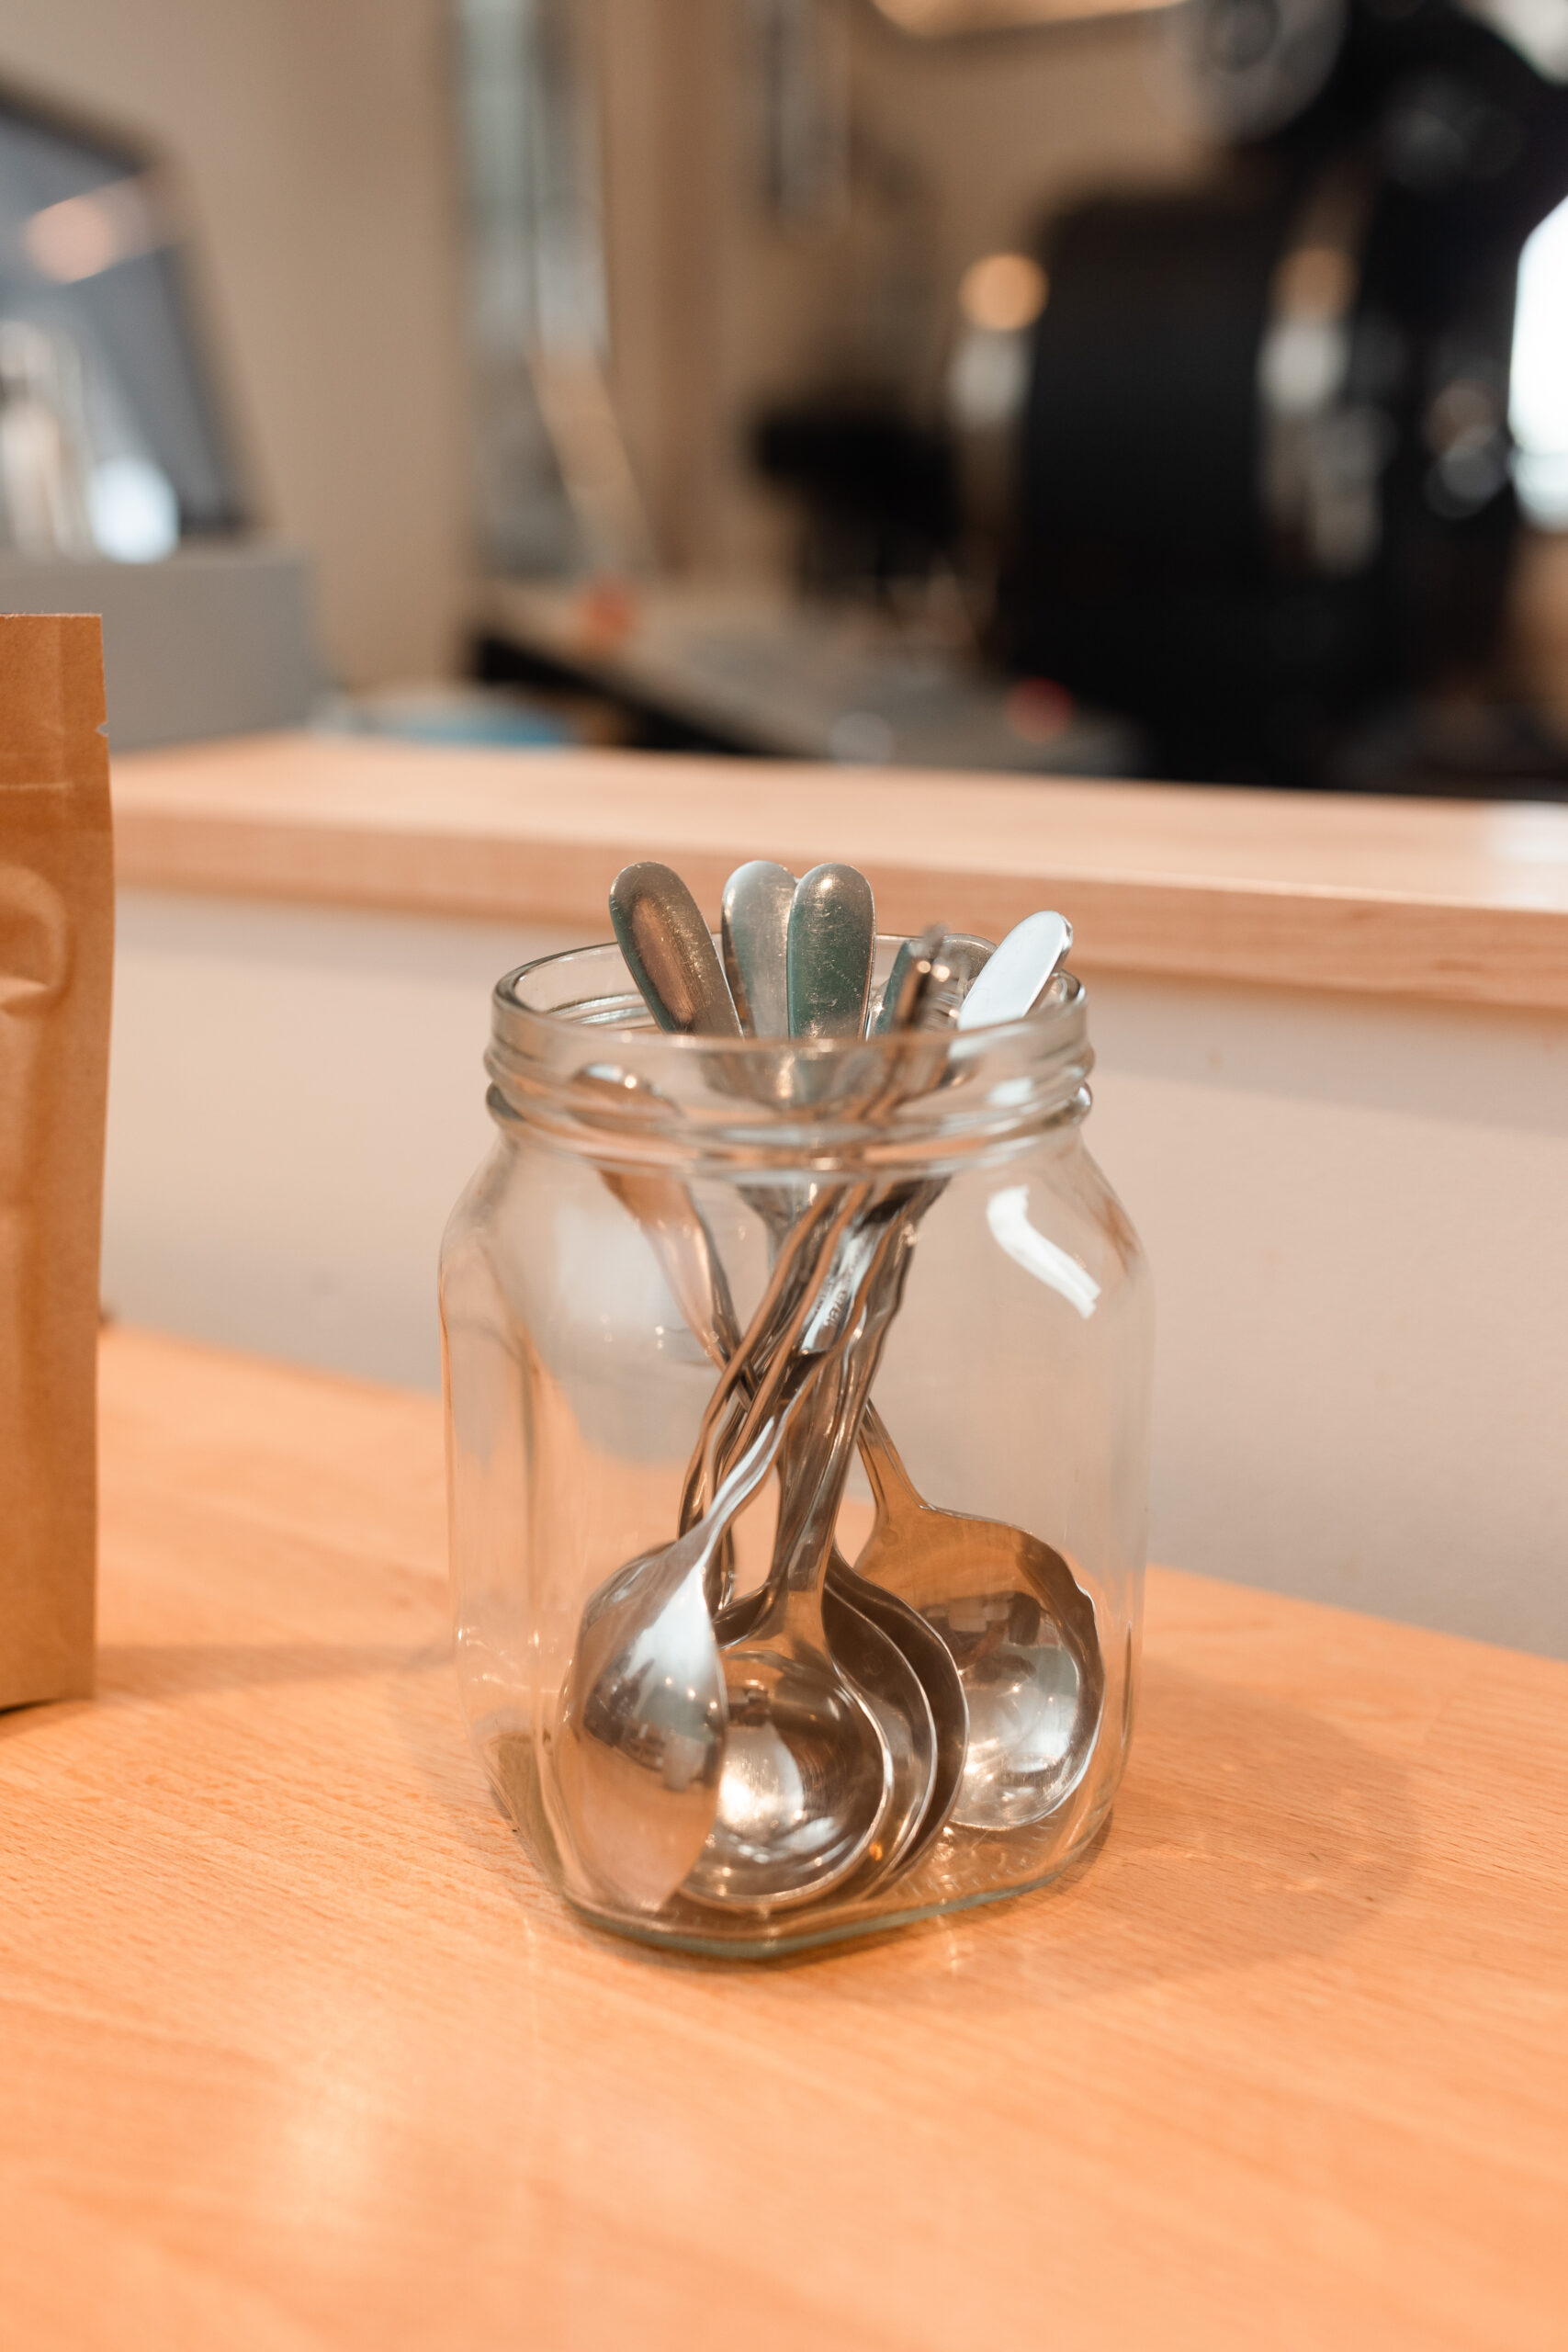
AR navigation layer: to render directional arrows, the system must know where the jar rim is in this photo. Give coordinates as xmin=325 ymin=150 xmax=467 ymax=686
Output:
xmin=486 ymin=936 xmax=1093 ymax=1174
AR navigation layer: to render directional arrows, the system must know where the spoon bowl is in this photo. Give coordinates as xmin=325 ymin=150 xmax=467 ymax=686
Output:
xmin=722 ymin=860 xmax=795 ymax=1038
xmin=821 ymin=1579 xmax=941 ymax=1884
xmin=854 ymin=1405 xmax=1104 ymax=1830
xmin=682 ymin=1628 xmax=895 ymax=1909
xmin=829 ymin=1558 xmax=968 ymax=1869
xmin=716 ymin=1552 xmax=950 ymax=1894
xmin=554 ymin=1538 xmax=728 ymax=1914
xmin=556 ymin=1351 xmax=837 ymax=1913
xmin=786 ymin=863 xmax=875 ymax=1039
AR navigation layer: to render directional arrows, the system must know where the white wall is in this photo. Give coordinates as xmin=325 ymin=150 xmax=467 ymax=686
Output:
xmin=106 ymin=888 xmax=1568 ymax=1657
xmin=1087 ymin=973 xmax=1568 ymax=1655
xmin=104 ymin=893 xmax=573 ymax=1388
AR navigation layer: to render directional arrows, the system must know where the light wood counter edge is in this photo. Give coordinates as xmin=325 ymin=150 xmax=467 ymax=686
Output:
xmin=110 ymin=733 xmax=1568 ymax=1013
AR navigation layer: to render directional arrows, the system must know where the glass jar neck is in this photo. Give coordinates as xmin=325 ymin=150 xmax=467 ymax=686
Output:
xmin=486 ymin=940 xmax=1093 ymax=1179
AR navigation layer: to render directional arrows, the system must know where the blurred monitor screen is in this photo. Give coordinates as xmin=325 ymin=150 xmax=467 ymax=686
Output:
xmin=0 ymin=82 xmax=245 ymax=556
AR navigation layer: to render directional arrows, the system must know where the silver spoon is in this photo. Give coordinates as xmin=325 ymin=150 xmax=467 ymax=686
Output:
xmin=786 ymin=863 xmax=875 ymax=1039
xmin=555 ymin=1306 xmax=890 ymax=1914
xmin=716 ymin=1245 xmax=937 ymax=1896
xmin=581 ymin=1061 xmax=963 ymax=1891
xmin=715 ymin=1481 xmax=938 ymax=1892
xmin=682 ymin=1214 xmax=908 ymax=1909
xmin=823 ymin=1566 xmax=966 ymax=1876
xmin=698 ymin=913 xmax=976 ymax=1875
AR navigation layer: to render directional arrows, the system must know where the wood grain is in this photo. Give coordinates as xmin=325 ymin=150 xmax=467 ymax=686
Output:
xmin=1 ymin=1326 xmax=1563 ymax=2349
xmin=111 ymin=731 xmax=1568 ymax=1012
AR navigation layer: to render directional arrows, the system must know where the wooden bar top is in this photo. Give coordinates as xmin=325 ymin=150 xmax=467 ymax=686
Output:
xmin=111 ymin=730 xmax=1568 ymax=1012
xmin=2 ymin=1327 xmax=1563 ymax=2348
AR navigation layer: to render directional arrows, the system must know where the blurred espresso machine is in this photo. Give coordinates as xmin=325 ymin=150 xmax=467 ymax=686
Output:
xmin=996 ymin=0 xmax=1568 ymax=787
xmin=470 ymin=0 xmax=1568 ymax=790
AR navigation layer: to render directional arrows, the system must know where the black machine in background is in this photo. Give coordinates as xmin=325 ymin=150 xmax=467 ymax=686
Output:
xmin=997 ymin=0 xmax=1568 ymax=791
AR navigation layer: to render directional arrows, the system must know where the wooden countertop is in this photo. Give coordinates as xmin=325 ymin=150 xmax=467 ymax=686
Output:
xmin=111 ymin=730 xmax=1568 ymax=1012
xmin=3 ymin=1326 xmax=1563 ymax=2349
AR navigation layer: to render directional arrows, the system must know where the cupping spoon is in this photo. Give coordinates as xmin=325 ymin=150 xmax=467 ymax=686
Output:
xmin=555 ymin=1284 xmax=892 ymax=1915
xmin=568 ymin=1032 xmax=919 ymax=1909
xmin=713 ymin=1214 xmax=964 ymax=1892
xmin=715 ymin=1481 xmax=940 ymax=1894
xmin=682 ymin=1214 xmax=908 ymax=1909
xmin=581 ymin=1060 xmax=964 ymax=1893
xmin=823 ymin=1560 xmax=967 ymax=1875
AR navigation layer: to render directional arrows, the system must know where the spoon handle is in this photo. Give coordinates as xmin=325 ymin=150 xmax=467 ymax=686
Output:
xmin=747 ymin=1200 xmax=914 ymax=1629
xmin=784 ymin=1257 xmax=908 ymax=1600
xmin=609 ymin=860 xmax=742 ymax=1036
xmin=687 ymin=1342 xmax=830 ymax=1567
xmin=786 ymin=864 xmax=875 ymax=1039
xmin=684 ymin=1214 xmax=910 ymax=1610
xmin=870 ymin=922 xmax=946 ymax=1035
xmin=953 ymin=910 xmax=1071 ymax=1032
xmin=677 ymin=1173 xmax=877 ymax=1532
xmin=721 ymin=860 xmax=795 ymax=1038
xmin=854 ymin=1398 xmax=924 ymax=1522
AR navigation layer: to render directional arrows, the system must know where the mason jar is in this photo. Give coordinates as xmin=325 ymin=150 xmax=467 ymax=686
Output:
xmin=441 ymin=937 xmax=1153 ymax=1956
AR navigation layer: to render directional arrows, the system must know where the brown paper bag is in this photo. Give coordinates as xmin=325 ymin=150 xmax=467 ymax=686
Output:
xmin=1 ymin=614 xmax=112 ymax=1710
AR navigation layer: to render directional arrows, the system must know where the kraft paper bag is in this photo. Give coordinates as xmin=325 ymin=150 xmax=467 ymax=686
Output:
xmin=0 ymin=614 xmax=112 ymax=1710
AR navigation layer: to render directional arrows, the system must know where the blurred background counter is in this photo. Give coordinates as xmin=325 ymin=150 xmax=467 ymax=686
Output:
xmin=107 ymin=730 xmax=1568 ymax=1660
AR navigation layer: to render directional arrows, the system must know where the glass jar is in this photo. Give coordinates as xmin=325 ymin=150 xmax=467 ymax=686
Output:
xmin=441 ymin=938 xmax=1153 ymax=1956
